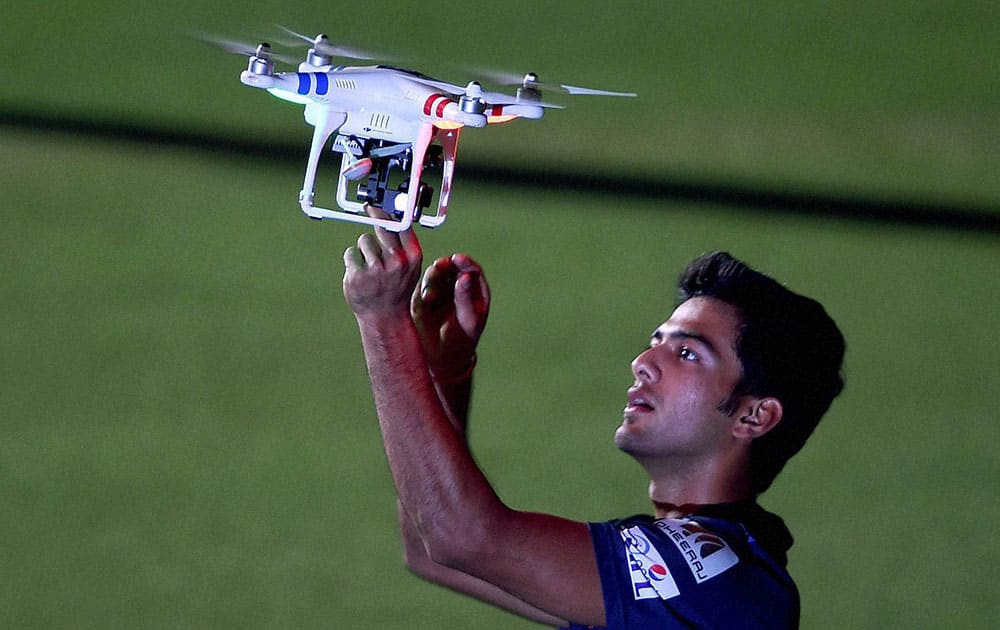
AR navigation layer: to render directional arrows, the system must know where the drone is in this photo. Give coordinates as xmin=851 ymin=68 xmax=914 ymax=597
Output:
xmin=208 ymin=29 xmax=636 ymax=231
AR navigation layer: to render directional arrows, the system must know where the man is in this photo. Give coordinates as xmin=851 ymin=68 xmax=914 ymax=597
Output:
xmin=342 ymin=222 xmax=845 ymax=628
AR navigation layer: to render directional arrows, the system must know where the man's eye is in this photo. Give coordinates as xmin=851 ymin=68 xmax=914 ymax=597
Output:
xmin=679 ymin=346 xmax=698 ymax=361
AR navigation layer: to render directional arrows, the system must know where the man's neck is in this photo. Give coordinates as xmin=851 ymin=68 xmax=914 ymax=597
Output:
xmin=651 ymin=500 xmax=707 ymax=520
xmin=645 ymin=459 xmax=752 ymax=519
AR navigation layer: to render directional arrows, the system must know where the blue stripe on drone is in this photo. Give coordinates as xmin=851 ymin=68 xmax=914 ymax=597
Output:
xmin=297 ymin=73 xmax=311 ymax=95
xmin=315 ymin=73 xmax=329 ymax=95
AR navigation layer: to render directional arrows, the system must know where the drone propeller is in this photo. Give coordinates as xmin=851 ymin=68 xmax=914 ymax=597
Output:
xmin=399 ymin=74 xmax=563 ymax=110
xmin=275 ymin=25 xmax=386 ymax=62
xmin=188 ymin=31 xmax=297 ymax=64
xmin=476 ymin=69 xmax=637 ymax=98
xmin=188 ymin=31 xmax=298 ymax=65
xmin=466 ymin=80 xmax=564 ymax=110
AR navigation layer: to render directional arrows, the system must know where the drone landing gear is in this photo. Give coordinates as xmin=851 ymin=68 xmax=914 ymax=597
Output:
xmin=300 ymin=120 xmax=458 ymax=231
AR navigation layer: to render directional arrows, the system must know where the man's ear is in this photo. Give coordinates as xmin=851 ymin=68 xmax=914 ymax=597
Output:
xmin=733 ymin=397 xmax=783 ymax=439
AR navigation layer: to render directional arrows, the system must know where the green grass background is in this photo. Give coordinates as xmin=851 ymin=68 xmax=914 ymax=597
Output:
xmin=2 ymin=2 xmax=999 ymax=628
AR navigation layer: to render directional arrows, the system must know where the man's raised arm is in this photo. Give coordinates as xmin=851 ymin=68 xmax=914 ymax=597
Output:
xmin=342 ymin=226 xmax=604 ymax=627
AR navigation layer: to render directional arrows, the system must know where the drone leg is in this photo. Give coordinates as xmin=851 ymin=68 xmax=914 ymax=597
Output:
xmin=420 ymin=127 xmax=460 ymax=228
xmin=401 ymin=124 xmax=435 ymax=225
xmin=299 ymin=111 xmax=346 ymax=218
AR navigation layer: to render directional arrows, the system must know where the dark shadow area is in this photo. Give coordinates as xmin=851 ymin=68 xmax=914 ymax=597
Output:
xmin=4 ymin=108 xmax=999 ymax=235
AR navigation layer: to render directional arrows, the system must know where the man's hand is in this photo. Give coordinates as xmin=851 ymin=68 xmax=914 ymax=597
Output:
xmin=411 ymin=254 xmax=491 ymax=381
xmin=342 ymin=217 xmax=423 ymax=320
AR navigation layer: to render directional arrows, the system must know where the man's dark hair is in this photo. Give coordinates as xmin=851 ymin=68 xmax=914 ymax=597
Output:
xmin=678 ymin=252 xmax=845 ymax=494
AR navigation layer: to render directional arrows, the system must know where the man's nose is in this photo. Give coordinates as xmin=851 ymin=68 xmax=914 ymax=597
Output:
xmin=631 ymin=349 xmax=659 ymax=383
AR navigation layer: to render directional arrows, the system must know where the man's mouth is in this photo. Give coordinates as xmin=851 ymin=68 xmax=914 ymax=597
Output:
xmin=625 ymin=389 xmax=654 ymax=414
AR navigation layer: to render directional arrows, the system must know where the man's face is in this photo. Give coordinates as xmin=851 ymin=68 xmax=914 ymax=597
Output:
xmin=615 ymin=296 xmax=746 ymax=461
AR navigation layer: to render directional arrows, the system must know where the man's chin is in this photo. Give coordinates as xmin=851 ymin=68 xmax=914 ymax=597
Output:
xmin=613 ymin=422 xmax=639 ymax=453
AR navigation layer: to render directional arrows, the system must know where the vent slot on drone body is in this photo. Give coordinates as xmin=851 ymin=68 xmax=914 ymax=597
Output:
xmin=368 ymin=113 xmax=392 ymax=131
xmin=335 ymin=79 xmax=357 ymax=90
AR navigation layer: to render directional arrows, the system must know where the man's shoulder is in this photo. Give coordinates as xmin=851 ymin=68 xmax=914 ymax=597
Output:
xmin=606 ymin=500 xmax=793 ymax=566
xmin=617 ymin=515 xmax=744 ymax=586
xmin=586 ymin=505 xmax=799 ymax=628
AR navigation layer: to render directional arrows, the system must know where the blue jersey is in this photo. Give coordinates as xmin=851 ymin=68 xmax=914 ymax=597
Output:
xmin=568 ymin=502 xmax=798 ymax=629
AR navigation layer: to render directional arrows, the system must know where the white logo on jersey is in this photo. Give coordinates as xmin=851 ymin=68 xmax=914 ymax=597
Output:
xmin=656 ymin=518 xmax=739 ymax=583
xmin=620 ymin=526 xmax=681 ymax=600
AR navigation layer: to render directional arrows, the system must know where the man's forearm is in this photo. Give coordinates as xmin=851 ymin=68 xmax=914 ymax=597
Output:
xmin=357 ymin=313 xmax=502 ymax=552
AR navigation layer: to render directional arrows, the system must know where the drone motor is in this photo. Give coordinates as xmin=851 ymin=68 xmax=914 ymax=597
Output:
xmin=459 ymin=82 xmax=487 ymax=114
xmin=247 ymin=43 xmax=275 ymax=76
xmin=305 ymin=34 xmax=334 ymax=67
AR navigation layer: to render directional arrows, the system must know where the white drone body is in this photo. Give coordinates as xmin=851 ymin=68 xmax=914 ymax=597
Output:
xmin=232 ymin=34 xmax=635 ymax=231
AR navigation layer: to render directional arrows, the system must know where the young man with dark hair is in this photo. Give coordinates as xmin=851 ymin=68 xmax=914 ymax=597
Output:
xmin=342 ymin=225 xmax=845 ymax=628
